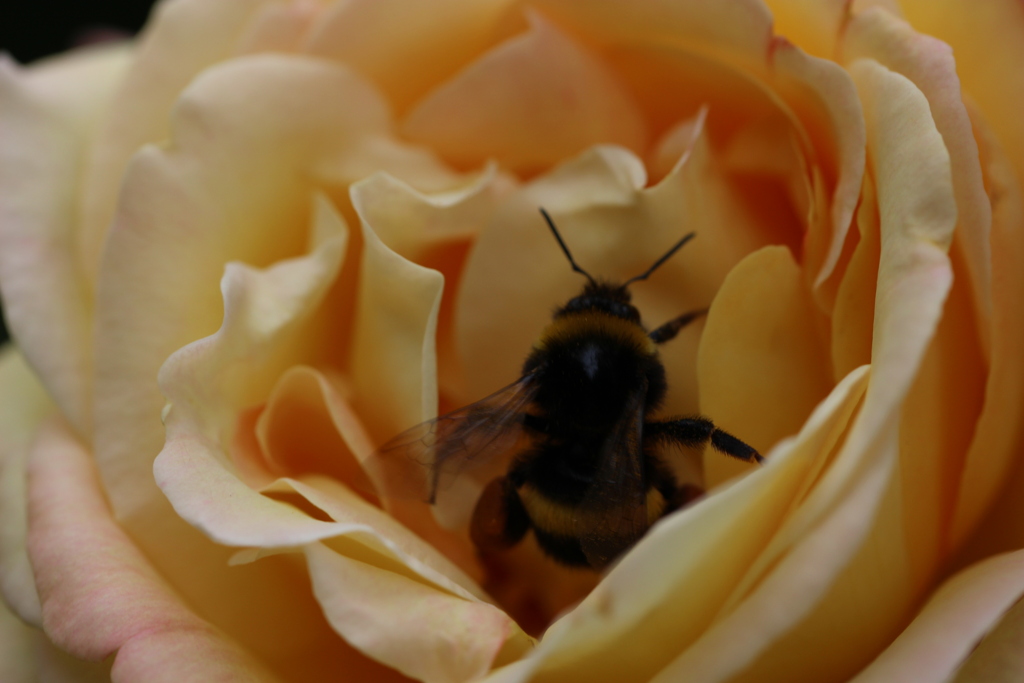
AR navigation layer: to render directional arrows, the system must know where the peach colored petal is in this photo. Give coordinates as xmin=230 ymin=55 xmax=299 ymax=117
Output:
xmin=853 ymin=550 xmax=1024 ymax=682
xmin=458 ymin=131 xmax=772 ymax=417
xmin=402 ymin=11 xmax=647 ymax=172
xmin=78 ymin=0 xmax=271 ymax=286
xmin=698 ymin=246 xmax=833 ymax=488
xmin=25 ymin=419 xmax=279 ymax=681
xmin=531 ymin=0 xmax=865 ymax=295
xmin=235 ymin=0 xmax=321 ymax=55
xmin=0 ymin=46 xmax=129 ymax=433
xmin=761 ymin=0 xmax=847 ymax=59
xmin=945 ymin=108 xmax=1024 ymax=556
xmin=304 ymin=0 xmax=515 ymax=112
xmin=306 ymin=542 xmax=530 ymax=683
xmin=842 ymin=6 xmax=992 ymax=350
xmin=0 ymin=349 xmax=54 ymax=625
xmin=488 ymin=366 xmax=868 ymax=683
xmin=531 ymin=0 xmax=773 ymax=58
xmin=93 ymin=54 xmax=387 ymax=521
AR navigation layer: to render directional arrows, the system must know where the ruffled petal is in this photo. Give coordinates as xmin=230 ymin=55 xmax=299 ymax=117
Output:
xmin=0 ymin=46 xmax=129 ymax=432
xmin=402 ymin=11 xmax=647 ymax=172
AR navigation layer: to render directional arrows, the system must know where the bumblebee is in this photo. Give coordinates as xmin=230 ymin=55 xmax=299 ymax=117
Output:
xmin=371 ymin=209 xmax=761 ymax=570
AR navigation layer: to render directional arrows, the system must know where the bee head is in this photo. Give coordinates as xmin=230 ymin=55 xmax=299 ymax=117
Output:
xmin=538 ymin=208 xmax=696 ymax=323
xmin=556 ymin=281 xmax=640 ymax=323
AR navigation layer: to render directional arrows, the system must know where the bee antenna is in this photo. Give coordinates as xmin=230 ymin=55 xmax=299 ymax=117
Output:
xmin=539 ymin=208 xmax=597 ymax=286
xmin=623 ymin=232 xmax=696 ymax=286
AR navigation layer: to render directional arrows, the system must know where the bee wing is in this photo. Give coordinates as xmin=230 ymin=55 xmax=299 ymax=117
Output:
xmin=577 ymin=380 xmax=649 ymax=569
xmin=364 ymin=374 xmax=539 ymax=507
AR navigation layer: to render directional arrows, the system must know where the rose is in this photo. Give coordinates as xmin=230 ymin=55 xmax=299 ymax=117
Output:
xmin=2 ymin=0 xmax=1024 ymax=681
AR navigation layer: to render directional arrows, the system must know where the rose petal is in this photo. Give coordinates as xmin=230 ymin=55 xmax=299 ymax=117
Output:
xmin=306 ymin=542 xmax=530 ymax=683
xmin=842 ymin=6 xmax=993 ymax=349
xmin=304 ymin=0 xmax=515 ymax=112
xmin=491 ymin=366 xmax=869 ymax=683
xmin=945 ymin=108 xmax=1024 ymax=557
xmin=900 ymin=0 xmax=1024 ymax=202
xmin=951 ymin=594 xmax=1024 ymax=682
xmin=852 ymin=549 xmax=1024 ymax=682
xmin=698 ymin=245 xmax=833 ymax=488
xmin=78 ymin=0 xmax=272 ymax=285
xmin=350 ymin=164 xmax=517 ymax=403
xmin=25 ymin=419 xmax=279 ymax=681
xmin=761 ymin=0 xmax=847 ymax=59
xmin=235 ymin=0 xmax=320 ymax=55
xmin=0 ymin=348 xmax=55 ymax=625
xmin=93 ymin=54 xmax=388 ymax=519
xmin=402 ymin=11 xmax=647 ymax=172
xmin=0 ymin=46 xmax=129 ymax=433
xmin=458 ymin=131 xmax=772 ymax=414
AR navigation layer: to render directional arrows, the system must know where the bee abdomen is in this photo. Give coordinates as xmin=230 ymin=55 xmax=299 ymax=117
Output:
xmin=517 ymin=484 xmax=667 ymax=567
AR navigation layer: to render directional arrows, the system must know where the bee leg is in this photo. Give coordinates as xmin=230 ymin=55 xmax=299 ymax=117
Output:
xmin=471 ymin=476 xmax=530 ymax=551
xmin=646 ymin=417 xmax=763 ymax=464
xmin=648 ymin=308 xmax=709 ymax=344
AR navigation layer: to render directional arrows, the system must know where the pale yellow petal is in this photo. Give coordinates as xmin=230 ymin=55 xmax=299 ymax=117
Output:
xmin=489 ymin=366 xmax=868 ymax=683
xmin=843 ymin=6 xmax=992 ymax=349
xmin=304 ymin=0 xmax=515 ymax=112
xmin=306 ymin=542 xmax=531 ymax=683
xmin=0 ymin=348 xmax=54 ymax=625
xmin=350 ymin=205 xmax=445 ymax=442
xmin=402 ymin=11 xmax=647 ymax=172
xmin=78 ymin=0 xmax=271 ymax=285
xmin=698 ymin=246 xmax=833 ymax=488
xmin=952 ymin=595 xmax=1024 ymax=682
xmin=0 ymin=46 xmax=129 ymax=433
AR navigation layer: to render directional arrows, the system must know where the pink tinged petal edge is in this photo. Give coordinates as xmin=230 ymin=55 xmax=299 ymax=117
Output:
xmin=77 ymin=0 xmax=273 ymax=287
xmin=0 ymin=348 xmax=56 ymax=625
xmin=0 ymin=46 xmax=130 ymax=434
xmin=401 ymin=10 xmax=648 ymax=172
xmin=25 ymin=418 xmax=279 ymax=682
xmin=842 ymin=5 xmax=992 ymax=351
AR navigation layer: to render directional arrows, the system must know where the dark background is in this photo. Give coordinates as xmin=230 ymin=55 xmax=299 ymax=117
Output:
xmin=0 ymin=0 xmax=159 ymax=346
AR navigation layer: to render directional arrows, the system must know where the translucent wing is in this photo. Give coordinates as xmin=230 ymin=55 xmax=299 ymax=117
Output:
xmin=364 ymin=374 xmax=539 ymax=521
xmin=577 ymin=379 xmax=649 ymax=569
